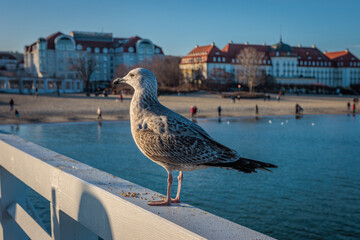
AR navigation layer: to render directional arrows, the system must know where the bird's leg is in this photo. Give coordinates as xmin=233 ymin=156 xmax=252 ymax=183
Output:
xmin=171 ymin=171 xmax=183 ymax=203
xmin=148 ymin=171 xmax=172 ymax=206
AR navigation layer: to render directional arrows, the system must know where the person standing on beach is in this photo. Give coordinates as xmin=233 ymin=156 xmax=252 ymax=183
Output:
xmin=120 ymin=92 xmax=123 ymax=102
xmin=191 ymin=106 xmax=195 ymax=118
xmin=9 ymin=98 xmax=14 ymax=111
xmin=97 ymin=107 xmax=102 ymax=120
xmin=352 ymin=103 xmax=356 ymax=114
xmin=35 ymin=88 xmax=38 ymax=98
xmin=255 ymin=104 xmax=259 ymax=115
xmin=347 ymin=102 xmax=351 ymax=111
xmin=14 ymin=109 xmax=19 ymax=118
xmin=217 ymin=106 xmax=222 ymax=117
xmin=295 ymin=104 xmax=300 ymax=115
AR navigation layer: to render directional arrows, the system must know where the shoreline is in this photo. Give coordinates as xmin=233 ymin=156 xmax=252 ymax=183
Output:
xmin=0 ymin=112 xmax=352 ymax=126
xmin=0 ymin=92 xmax=357 ymax=125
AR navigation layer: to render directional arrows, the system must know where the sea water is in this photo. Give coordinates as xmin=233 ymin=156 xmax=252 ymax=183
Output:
xmin=1 ymin=114 xmax=360 ymax=240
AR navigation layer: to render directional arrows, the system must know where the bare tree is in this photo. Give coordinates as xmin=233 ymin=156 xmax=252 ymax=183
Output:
xmin=70 ymin=54 xmax=96 ymax=93
xmin=236 ymin=47 xmax=265 ymax=92
xmin=207 ymin=67 xmax=233 ymax=91
xmin=115 ymin=56 xmax=181 ymax=87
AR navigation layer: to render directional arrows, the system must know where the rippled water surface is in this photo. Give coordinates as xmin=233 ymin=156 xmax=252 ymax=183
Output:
xmin=2 ymin=115 xmax=360 ymax=240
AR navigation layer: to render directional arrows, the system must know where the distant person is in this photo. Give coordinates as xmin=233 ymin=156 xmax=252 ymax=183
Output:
xmin=352 ymin=103 xmax=356 ymax=114
xmin=120 ymin=93 xmax=123 ymax=102
xmin=268 ymin=95 xmax=270 ymax=101
xmin=191 ymin=106 xmax=195 ymax=118
xmin=230 ymin=96 xmax=235 ymax=103
xmin=9 ymin=98 xmax=14 ymax=111
xmin=347 ymin=102 xmax=351 ymax=110
xmin=255 ymin=104 xmax=259 ymax=115
xmin=35 ymin=88 xmax=38 ymax=98
xmin=276 ymin=95 xmax=280 ymax=102
xmin=295 ymin=104 xmax=300 ymax=115
xmin=97 ymin=107 xmax=102 ymax=120
xmin=193 ymin=106 xmax=198 ymax=117
xmin=217 ymin=105 xmax=222 ymax=117
xmin=237 ymin=95 xmax=241 ymax=101
xmin=14 ymin=109 xmax=19 ymax=118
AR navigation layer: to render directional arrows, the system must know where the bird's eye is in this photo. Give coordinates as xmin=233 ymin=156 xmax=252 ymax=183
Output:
xmin=129 ymin=73 xmax=134 ymax=77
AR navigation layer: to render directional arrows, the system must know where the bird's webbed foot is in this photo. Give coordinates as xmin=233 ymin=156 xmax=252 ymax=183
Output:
xmin=171 ymin=198 xmax=180 ymax=203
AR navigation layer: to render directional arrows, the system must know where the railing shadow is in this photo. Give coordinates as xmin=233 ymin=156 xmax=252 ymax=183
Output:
xmin=51 ymin=186 xmax=113 ymax=240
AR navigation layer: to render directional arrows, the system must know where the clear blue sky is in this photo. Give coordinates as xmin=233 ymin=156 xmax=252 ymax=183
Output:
xmin=1 ymin=0 xmax=360 ymax=57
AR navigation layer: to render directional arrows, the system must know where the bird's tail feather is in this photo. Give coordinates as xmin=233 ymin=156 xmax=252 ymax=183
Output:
xmin=204 ymin=157 xmax=277 ymax=173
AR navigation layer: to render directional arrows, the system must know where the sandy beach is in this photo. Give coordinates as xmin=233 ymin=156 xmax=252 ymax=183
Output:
xmin=0 ymin=92 xmax=357 ymax=124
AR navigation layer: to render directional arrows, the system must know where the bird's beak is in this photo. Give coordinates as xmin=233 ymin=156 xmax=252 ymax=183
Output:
xmin=113 ymin=78 xmax=124 ymax=85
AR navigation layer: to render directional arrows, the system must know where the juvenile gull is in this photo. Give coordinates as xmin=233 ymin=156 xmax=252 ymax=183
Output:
xmin=113 ymin=68 xmax=277 ymax=206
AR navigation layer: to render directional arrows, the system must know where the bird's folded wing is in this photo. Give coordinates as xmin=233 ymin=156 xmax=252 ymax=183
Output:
xmin=134 ymin=114 xmax=239 ymax=165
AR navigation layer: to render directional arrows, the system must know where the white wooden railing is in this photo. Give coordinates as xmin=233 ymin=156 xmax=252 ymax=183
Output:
xmin=0 ymin=132 xmax=274 ymax=240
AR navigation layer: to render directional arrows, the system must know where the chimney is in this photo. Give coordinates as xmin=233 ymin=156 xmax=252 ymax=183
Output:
xmin=298 ymin=44 xmax=302 ymax=47
xmin=195 ymin=44 xmax=199 ymax=48
xmin=345 ymin=48 xmax=349 ymax=52
xmin=229 ymin=40 xmax=233 ymax=44
xmin=323 ymin=50 xmax=327 ymax=54
xmin=312 ymin=44 xmax=316 ymax=48
xmin=211 ymin=42 xmax=215 ymax=46
xmin=262 ymin=42 xmax=266 ymax=46
xmin=245 ymin=41 xmax=248 ymax=45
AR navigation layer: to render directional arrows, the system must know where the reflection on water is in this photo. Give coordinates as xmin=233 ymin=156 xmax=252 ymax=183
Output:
xmin=1 ymin=115 xmax=360 ymax=240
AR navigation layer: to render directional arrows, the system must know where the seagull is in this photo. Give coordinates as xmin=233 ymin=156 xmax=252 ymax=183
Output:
xmin=113 ymin=68 xmax=277 ymax=206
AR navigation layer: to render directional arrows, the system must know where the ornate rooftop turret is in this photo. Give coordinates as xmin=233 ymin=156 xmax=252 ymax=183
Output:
xmin=270 ymin=36 xmax=293 ymax=52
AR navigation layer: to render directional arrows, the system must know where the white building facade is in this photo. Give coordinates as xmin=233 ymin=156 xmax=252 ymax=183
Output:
xmin=23 ymin=31 xmax=164 ymax=92
xmin=180 ymin=40 xmax=360 ymax=89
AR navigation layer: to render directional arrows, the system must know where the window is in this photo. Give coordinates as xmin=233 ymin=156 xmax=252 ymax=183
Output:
xmin=103 ymin=48 xmax=108 ymax=54
xmin=128 ymin=47 xmax=134 ymax=52
xmin=222 ymin=57 xmax=225 ymax=62
xmin=218 ymin=57 xmax=221 ymax=62
xmin=87 ymin=47 xmax=91 ymax=52
xmin=232 ymin=58 xmax=235 ymax=63
xmin=76 ymin=44 xmax=82 ymax=50
xmin=213 ymin=57 xmax=216 ymax=62
xmin=95 ymin=47 xmax=100 ymax=53
xmin=276 ymin=52 xmax=279 ymax=56
xmin=155 ymin=48 xmax=160 ymax=54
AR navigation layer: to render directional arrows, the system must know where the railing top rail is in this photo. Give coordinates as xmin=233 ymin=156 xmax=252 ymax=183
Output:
xmin=0 ymin=132 xmax=274 ymax=240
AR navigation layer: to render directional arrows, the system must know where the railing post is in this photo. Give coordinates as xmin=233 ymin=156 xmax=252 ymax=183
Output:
xmin=50 ymin=188 xmax=98 ymax=240
xmin=0 ymin=167 xmax=28 ymax=240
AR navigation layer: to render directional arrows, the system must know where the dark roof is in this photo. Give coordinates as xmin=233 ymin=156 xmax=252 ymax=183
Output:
xmin=0 ymin=52 xmax=17 ymax=60
xmin=325 ymin=50 xmax=360 ymax=67
xmin=46 ymin=32 xmax=64 ymax=50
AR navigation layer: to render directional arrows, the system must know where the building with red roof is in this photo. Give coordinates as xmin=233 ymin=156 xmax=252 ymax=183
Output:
xmin=180 ymin=39 xmax=360 ymax=89
xmin=23 ymin=31 xmax=164 ymax=91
